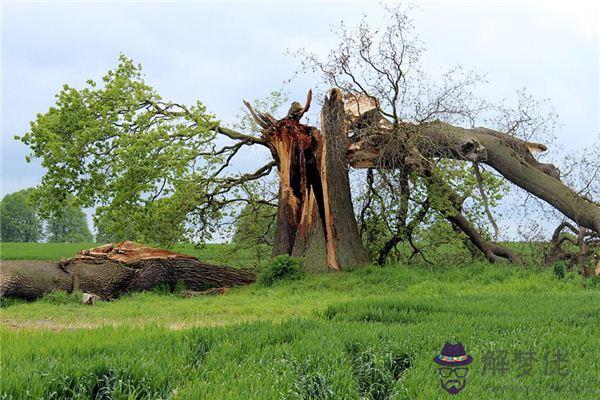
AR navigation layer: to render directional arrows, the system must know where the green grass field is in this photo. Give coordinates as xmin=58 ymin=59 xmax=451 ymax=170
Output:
xmin=1 ymin=243 xmax=599 ymax=399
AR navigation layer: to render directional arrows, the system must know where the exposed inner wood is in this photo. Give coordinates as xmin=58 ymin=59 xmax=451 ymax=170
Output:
xmin=319 ymin=138 xmax=340 ymax=271
xmin=266 ymin=118 xmax=334 ymax=269
xmin=255 ymin=89 xmax=368 ymax=271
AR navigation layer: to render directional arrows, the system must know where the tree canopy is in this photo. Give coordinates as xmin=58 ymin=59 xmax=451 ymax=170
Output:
xmin=19 ymin=55 xmax=272 ymax=247
xmin=0 ymin=189 xmax=93 ymax=243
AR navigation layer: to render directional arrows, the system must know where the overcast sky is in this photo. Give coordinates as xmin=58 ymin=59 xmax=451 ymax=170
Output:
xmin=1 ymin=0 xmax=598 ymax=234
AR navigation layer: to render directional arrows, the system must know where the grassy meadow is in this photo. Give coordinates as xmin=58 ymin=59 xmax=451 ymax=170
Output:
xmin=0 ymin=243 xmax=599 ymax=399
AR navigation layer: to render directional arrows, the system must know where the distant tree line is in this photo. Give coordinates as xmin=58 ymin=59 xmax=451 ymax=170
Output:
xmin=0 ymin=188 xmax=92 ymax=243
xmin=1 ymin=187 xmax=273 ymax=245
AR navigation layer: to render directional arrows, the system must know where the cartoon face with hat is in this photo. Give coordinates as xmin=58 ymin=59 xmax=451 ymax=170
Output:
xmin=433 ymin=342 xmax=473 ymax=395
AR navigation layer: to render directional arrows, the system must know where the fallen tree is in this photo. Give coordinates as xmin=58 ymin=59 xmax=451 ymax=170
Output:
xmin=0 ymin=241 xmax=255 ymax=301
xmin=341 ymin=94 xmax=600 ymax=262
xmin=346 ymin=116 xmax=600 ymax=234
xmin=243 ymin=88 xmax=599 ymax=266
xmin=17 ymin=8 xmax=600 ymax=273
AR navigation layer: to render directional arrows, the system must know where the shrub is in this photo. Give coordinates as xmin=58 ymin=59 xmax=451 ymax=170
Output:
xmin=553 ymin=261 xmax=566 ymax=279
xmin=258 ymin=255 xmax=304 ymax=286
xmin=39 ymin=290 xmax=82 ymax=305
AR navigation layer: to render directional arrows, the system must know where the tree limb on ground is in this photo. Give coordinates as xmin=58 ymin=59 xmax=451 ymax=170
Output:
xmin=0 ymin=241 xmax=255 ymax=301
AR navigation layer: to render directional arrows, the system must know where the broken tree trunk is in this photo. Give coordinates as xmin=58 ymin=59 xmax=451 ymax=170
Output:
xmin=249 ymin=89 xmax=368 ymax=271
xmin=0 ymin=241 xmax=255 ymax=301
xmin=348 ymin=119 xmax=600 ymax=235
xmin=247 ymin=88 xmax=599 ymax=266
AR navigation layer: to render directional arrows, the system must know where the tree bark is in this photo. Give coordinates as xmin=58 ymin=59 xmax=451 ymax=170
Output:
xmin=0 ymin=261 xmax=73 ymax=301
xmin=258 ymin=90 xmax=369 ymax=271
xmin=0 ymin=242 xmax=255 ymax=301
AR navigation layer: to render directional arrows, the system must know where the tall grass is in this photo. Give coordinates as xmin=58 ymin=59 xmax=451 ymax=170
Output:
xmin=3 ymin=296 xmax=599 ymax=399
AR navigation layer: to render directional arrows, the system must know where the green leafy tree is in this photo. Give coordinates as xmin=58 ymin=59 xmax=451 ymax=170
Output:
xmin=19 ymin=55 xmax=275 ymax=247
xmin=0 ymin=188 xmax=43 ymax=242
xmin=93 ymin=195 xmax=191 ymax=244
xmin=45 ymin=197 xmax=93 ymax=243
